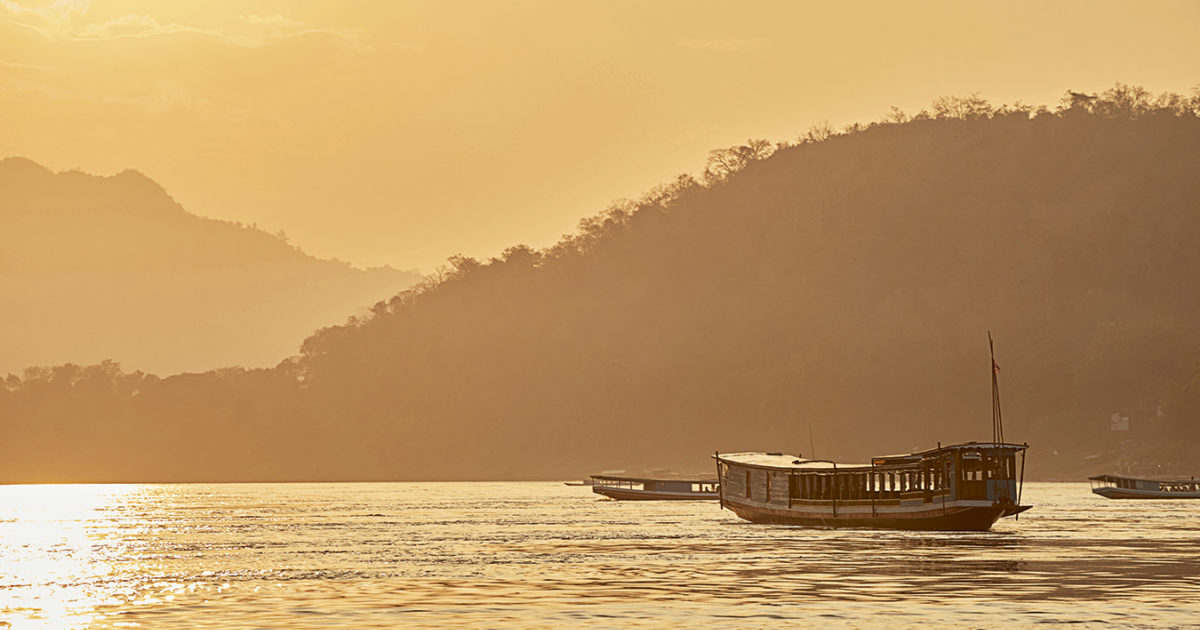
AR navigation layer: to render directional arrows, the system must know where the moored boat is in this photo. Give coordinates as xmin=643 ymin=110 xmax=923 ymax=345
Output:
xmin=1088 ymin=474 xmax=1200 ymax=499
xmin=714 ymin=333 xmax=1031 ymax=531
xmin=591 ymin=474 xmax=719 ymax=500
xmin=715 ymin=443 xmax=1029 ymax=530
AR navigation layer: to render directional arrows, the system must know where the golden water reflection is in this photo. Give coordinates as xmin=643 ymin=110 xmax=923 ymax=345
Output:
xmin=0 ymin=485 xmax=144 ymax=629
xmin=0 ymin=482 xmax=1196 ymax=628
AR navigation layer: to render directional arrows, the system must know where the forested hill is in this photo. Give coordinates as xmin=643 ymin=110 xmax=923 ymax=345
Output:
xmin=0 ymin=158 xmax=420 ymax=374
xmin=4 ymin=86 xmax=1200 ymax=482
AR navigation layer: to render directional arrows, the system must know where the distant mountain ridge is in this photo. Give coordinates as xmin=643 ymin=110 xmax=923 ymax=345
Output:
xmin=0 ymin=157 xmax=421 ymax=374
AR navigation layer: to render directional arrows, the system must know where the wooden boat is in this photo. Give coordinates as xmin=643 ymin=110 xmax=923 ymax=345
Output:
xmin=715 ymin=443 xmax=1029 ymax=530
xmin=591 ymin=474 xmax=719 ymax=500
xmin=714 ymin=333 xmax=1031 ymax=531
xmin=563 ymin=480 xmax=594 ymax=486
xmin=1088 ymin=474 xmax=1200 ymax=499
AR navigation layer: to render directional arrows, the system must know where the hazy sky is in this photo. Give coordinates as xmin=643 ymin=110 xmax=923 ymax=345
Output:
xmin=3 ymin=0 xmax=1199 ymax=270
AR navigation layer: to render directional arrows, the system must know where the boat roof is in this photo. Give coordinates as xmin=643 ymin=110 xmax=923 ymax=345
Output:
xmin=717 ymin=442 xmax=1029 ymax=471
xmin=716 ymin=452 xmax=870 ymax=470
xmin=1088 ymin=473 xmax=1198 ymax=483
xmin=590 ymin=474 xmax=717 ymax=483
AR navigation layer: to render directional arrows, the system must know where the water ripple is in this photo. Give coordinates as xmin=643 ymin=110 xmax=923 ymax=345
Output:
xmin=0 ymin=482 xmax=1197 ymax=628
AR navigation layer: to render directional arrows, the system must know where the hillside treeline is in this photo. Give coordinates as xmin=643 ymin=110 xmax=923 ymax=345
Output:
xmin=3 ymin=85 xmax=1200 ymax=482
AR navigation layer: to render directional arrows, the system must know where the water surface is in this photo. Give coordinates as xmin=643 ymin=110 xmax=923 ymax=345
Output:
xmin=1 ymin=482 xmax=1197 ymax=628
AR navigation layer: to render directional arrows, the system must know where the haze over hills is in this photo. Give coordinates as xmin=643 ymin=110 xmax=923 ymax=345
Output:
xmin=3 ymin=86 xmax=1200 ymax=483
xmin=0 ymin=158 xmax=421 ymax=375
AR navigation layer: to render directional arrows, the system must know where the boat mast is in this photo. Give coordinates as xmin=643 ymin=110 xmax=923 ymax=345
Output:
xmin=989 ymin=331 xmax=1004 ymax=445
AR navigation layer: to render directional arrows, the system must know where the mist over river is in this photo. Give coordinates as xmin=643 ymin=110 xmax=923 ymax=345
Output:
xmin=1 ymin=482 xmax=1197 ymax=628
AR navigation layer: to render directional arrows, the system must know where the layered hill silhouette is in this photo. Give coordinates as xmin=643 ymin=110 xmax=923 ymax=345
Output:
xmin=3 ymin=85 xmax=1199 ymax=482
xmin=0 ymin=158 xmax=421 ymax=374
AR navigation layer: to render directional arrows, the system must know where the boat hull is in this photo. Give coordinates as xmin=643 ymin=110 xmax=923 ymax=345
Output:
xmin=592 ymin=486 xmax=718 ymax=501
xmin=1093 ymin=487 xmax=1200 ymax=500
xmin=722 ymin=500 xmax=1019 ymax=531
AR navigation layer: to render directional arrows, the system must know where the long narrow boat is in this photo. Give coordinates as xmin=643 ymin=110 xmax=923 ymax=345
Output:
xmin=591 ymin=475 xmax=719 ymax=500
xmin=1089 ymin=474 xmax=1200 ymax=499
xmin=715 ymin=443 xmax=1029 ymax=530
xmin=714 ymin=333 xmax=1031 ymax=531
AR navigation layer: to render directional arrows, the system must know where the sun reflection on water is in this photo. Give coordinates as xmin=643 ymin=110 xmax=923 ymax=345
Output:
xmin=0 ymin=484 xmax=141 ymax=629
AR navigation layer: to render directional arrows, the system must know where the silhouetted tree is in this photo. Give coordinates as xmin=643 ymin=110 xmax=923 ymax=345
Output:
xmin=702 ymin=139 xmax=774 ymax=184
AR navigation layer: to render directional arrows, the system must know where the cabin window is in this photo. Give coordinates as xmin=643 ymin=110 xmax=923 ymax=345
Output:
xmin=745 ymin=470 xmax=752 ymax=499
xmin=765 ymin=472 xmax=772 ymax=502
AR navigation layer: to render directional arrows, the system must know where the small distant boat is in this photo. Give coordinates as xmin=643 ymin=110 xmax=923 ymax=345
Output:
xmin=714 ymin=333 xmax=1031 ymax=531
xmin=590 ymin=474 xmax=719 ymax=500
xmin=563 ymin=480 xmax=594 ymax=487
xmin=1088 ymin=474 xmax=1200 ymax=499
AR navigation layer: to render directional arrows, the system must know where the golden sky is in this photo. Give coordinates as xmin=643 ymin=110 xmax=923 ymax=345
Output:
xmin=3 ymin=0 xmax=1199 ymax=270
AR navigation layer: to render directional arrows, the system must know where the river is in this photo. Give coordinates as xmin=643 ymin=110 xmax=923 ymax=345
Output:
xmin=1 ymin=482 xmax=1197 ymax=628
